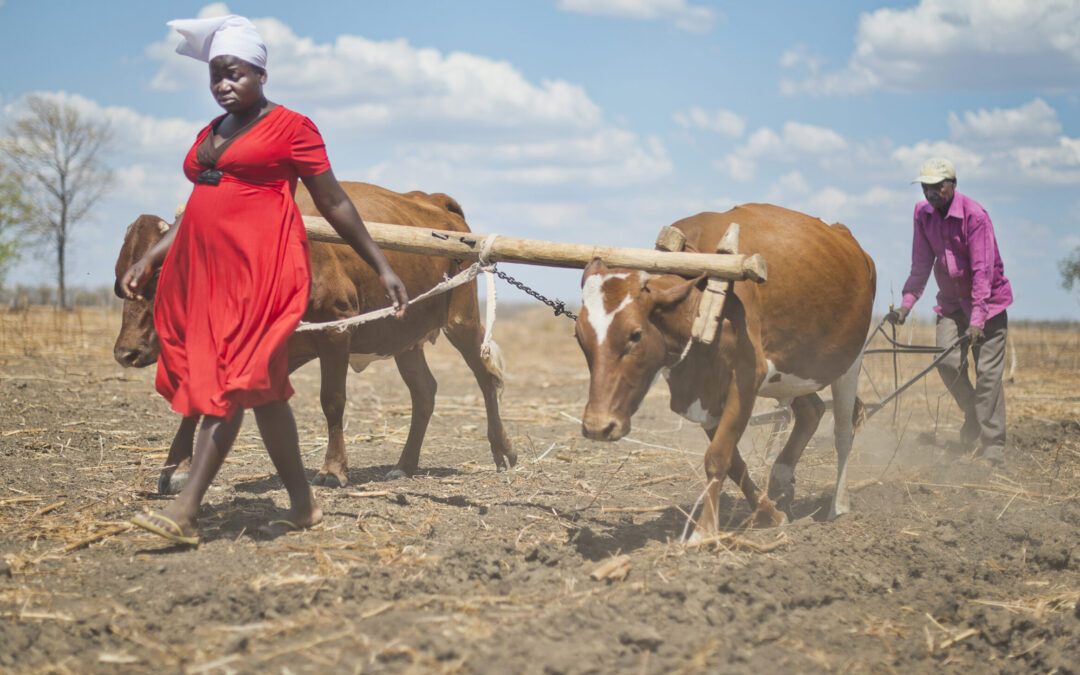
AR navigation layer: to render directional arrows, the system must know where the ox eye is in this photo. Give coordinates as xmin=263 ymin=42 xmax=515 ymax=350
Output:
xmin=628 ymin=330 xmax=643 ymax=344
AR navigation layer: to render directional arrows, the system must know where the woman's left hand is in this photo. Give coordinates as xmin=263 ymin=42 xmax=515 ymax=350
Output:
xmin=302 ymin=170 xmax=410 ymax=320
xmin=380 ymin=269 xmax=409 ymax=318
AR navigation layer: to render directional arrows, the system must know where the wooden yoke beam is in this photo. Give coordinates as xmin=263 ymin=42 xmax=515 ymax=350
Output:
xmin=303 ymin=216 xmax=767 ymax=283
xmin=691 ymin=223 xmax=740 ymax=344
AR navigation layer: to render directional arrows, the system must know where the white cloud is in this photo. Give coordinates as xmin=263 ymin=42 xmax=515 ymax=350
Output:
xmin=781 ymin=0 xmax=1080 ymax=95
xmin=557 ymin=0 xmax=717 ymax=32
xmin=947 ymin=98 xmax=1062 ymax=146
xmin=150 ymin=15 xmax=602 ymax=138
xmin=891 ymin=141 xmax=981 ymax=181
xmin=896 ymin=100 xmax=1080 ymax=186
xmin=762 ymin=171 xmax=909 ymax=226
xmin=673 ymin=106 xmax=746 ymax=138
xmin=2 ymin=91 xmax=201 ymax=158
xmin=709 ymin=99 xmax=1080 ymax=191
xmin=779 ymin=44 xmax=826 ymax=75
xmin=716 ymin=121 xmax=847 ymax=181
xmin=141 ymin=6 xmax=668 ymax=197
xmin=362 ymin=130 xmax=672 ymax=194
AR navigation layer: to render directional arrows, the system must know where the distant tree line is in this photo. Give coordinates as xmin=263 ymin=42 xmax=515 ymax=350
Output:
xmin=0 ymin=283 xmax=120 ymax=309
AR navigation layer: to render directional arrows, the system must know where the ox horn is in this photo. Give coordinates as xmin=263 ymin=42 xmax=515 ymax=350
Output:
xmin=581 ymin=257 xmax=609 ymax=286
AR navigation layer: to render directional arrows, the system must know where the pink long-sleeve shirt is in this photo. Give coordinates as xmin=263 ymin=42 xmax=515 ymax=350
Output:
xmin=900 ymin=192 xmax=1012 ymax=328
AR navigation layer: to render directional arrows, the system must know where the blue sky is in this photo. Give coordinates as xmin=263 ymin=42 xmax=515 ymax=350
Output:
xmin=1 ymin=0 xmax=1078 ymax=319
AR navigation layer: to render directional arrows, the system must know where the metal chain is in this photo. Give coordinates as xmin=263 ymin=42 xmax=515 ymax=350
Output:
xmin=492 ymin=264 xmax=577 ymax=321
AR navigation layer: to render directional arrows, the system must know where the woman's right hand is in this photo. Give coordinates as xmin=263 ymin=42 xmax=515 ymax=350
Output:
xmin=121 ymin=259 xmax=154 ymax=300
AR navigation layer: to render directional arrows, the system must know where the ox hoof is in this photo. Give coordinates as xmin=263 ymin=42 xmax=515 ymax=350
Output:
xmin=683 ymin=527 xmax=719 ymax=546
xmin=311 ymin=472 xmax=346 ymax=488
xmin=826 ymin=507 xmax=850 ymax=522
xmin=384 ymin=468 xmax=410 ymax=481
xmin=494 ymin=449 xmax=518 ymax=471
xmin=158 ymin=471 xmax=188 ymax=496
xmin=767 ymin=464 xmax=796 ymax=518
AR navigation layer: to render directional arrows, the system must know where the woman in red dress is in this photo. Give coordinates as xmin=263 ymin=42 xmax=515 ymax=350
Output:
xmin=121 ymin=15 xmax=408 ymax=545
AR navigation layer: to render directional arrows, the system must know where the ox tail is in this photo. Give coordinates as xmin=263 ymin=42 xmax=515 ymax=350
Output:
xmin=480 ymin=338 xmax=506 ymax=399
xmin=852 ymin=396 xmax=866 ymax=432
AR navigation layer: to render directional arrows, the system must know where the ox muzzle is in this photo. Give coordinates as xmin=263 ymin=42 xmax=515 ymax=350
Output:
xmin=113 ymin=299 xmax=159 ymax=368
xmin=581 ymin=406 xmax=631 ymax=442
xmin=581 ymin=369 xmax=646 ymax=442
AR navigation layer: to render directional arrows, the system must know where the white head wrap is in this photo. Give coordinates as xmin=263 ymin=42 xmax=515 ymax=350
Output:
xmin=167 ymin=14 xmax=267 ymax=70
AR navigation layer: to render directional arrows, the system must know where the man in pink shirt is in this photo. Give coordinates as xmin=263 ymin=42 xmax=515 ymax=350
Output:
xmin=886 ymin=158 xmax=1012 ymax=464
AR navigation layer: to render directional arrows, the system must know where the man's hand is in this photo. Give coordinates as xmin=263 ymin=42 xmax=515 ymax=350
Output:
xmin=885 ymin=306 xmax=910 ymax=325
xmin=965 ymin=324 xmax=984 ymax=344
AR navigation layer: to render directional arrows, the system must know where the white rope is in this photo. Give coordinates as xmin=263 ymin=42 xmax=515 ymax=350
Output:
xmin=477 ymin=233 xmax=499 ymax=266
xmin=675 ymin=337 xmax=693 ymax=366
xmin=478 ymin=234 xmax=500 ymax=360
xmin=295 ymin=261 xmax=489 ymax=333
xmin=480 ymin=267 xmax=497 ymax=360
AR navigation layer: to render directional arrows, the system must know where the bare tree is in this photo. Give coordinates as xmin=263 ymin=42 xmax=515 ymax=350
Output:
xmin=1 ymin=95 xmax=112 ymax=308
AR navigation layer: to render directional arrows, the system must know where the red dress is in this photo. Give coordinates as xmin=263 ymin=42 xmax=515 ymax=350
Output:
xmin=154 ymin=106 xmax=330 ymax=418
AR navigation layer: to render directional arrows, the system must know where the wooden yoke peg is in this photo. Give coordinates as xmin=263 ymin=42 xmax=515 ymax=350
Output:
xmin=654 ymin=225 xmax=687 ymax=252
xmin=691 ymin=223 xmax=739 ymax=344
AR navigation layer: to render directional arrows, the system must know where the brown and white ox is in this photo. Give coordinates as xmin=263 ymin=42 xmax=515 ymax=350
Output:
xmin=576 ymin=203 xmax=875 ymax=539
xmin=113 ymin=181 xmax=515 ymax=493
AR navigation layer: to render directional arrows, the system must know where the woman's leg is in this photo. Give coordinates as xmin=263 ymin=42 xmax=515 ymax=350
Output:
xmin=254 ymin=399 xmax=322 ymax=529
xmin=136 ymin=410 xmax=245 ymax=538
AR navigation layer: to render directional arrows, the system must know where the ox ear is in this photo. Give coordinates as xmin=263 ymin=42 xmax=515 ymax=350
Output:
xmin=646 ymin=273 xmax=706 ymax=310
xmin=582 ymin=257 xmax=609 ymax=287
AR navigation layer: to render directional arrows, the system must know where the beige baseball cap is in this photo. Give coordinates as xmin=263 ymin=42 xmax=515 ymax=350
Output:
xmin=912 ymin=157 xmax=956 ymax=184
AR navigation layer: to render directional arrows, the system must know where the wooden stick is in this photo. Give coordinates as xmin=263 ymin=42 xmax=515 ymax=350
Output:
xmin=590 ymin=554 xmax=632 ymax=581
xmin=0 ymin=496 xmax=42 ymax=506
xmin=600 ymin=505 xmax=671 ymax=513
xmin=634 ymin=473 xmax=681 ymax=487
xmin=27 ymin=501 xmax=65 ymax=518
xmin=303 ymin=216 xmax=767 ymax=282
xmin=63 ymin=523 xmax=130 ymax=552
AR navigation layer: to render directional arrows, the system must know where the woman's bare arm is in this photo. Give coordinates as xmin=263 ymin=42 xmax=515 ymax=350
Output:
xmin=301 ymin=169 xmax=408 ymax=316
xmin=121 ymin=218 xmax=181 ymax=300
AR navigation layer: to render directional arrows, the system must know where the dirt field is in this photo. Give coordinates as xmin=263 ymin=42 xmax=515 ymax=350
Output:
xmin=1 ymin=305 xmax=1078 ymax=674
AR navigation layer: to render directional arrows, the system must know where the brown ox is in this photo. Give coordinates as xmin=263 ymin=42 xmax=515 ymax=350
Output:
xmin=575 ymin=203 xmax=875 ymax=539
xmin=114 ymin=182 xmax=515 ymax=493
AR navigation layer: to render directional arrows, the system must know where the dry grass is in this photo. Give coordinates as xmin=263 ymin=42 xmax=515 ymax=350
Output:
xmin=0 ymin=304 xmax=1077 ymax=672
xmin=862 ymin=315 xmax=1080 ymax=422
xmin=0 ymin=305 xmax=118 ymax=359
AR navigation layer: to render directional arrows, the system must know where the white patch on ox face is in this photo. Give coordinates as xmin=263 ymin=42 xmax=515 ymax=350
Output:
xmin=757 ymin=359 xmax=824 ymax=402
xmin=582 ymin=272 xmax=633 ymax=345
